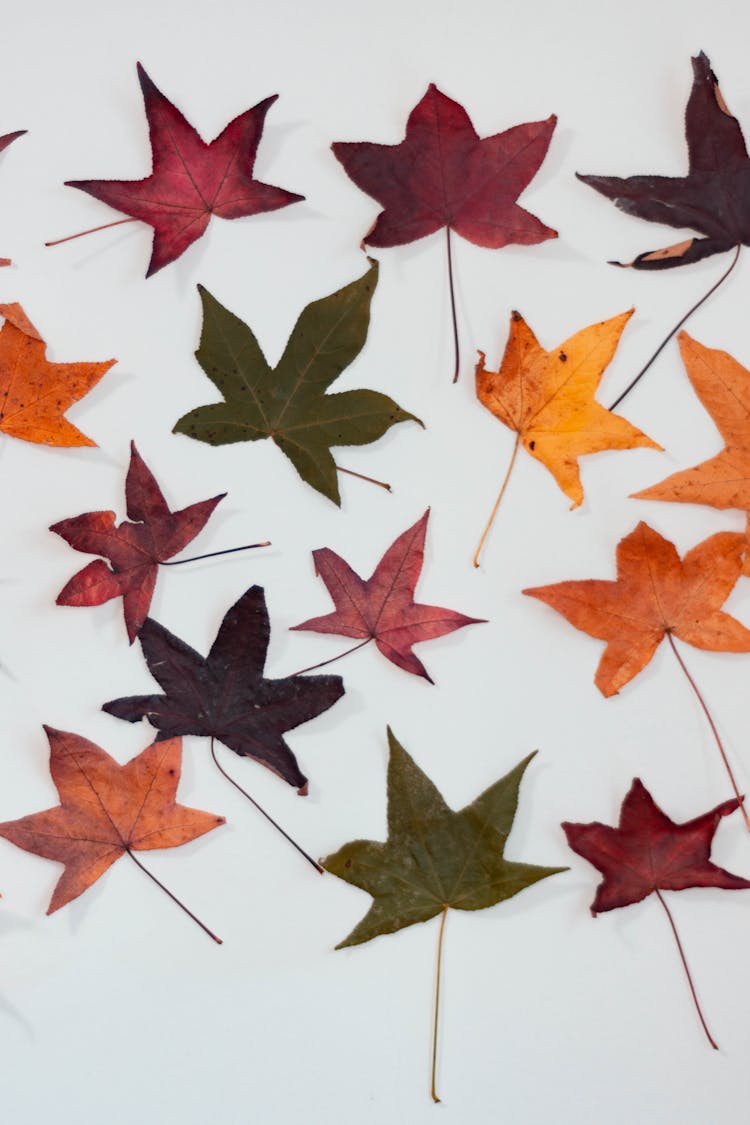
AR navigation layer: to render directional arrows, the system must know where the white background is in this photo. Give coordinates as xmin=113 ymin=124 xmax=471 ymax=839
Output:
xmin=1 ymin=1 xmax=750 ymax=1122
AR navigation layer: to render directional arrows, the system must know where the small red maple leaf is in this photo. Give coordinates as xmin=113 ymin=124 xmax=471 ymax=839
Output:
xmin=292 ymin=509 xmax=484 ymax=682
xmin=58 ymin=63 xmax=303 ymax=276
xmin=51 ymin=441 xmax=224 ymax=642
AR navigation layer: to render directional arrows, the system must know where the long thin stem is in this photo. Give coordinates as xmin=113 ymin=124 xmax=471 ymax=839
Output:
xmin=608 ymin=245 xmax=741 ymax=411
xmin=431 ymin=907 xmax=449 ymax=1103
xmin=334 ymin=464 xmax=391 ymax=492
xmin=666 ymin=632 xmax=750 ymax=831
xmin=473 ymin=433 xmax=521 ymax=568
xmin=209 ymin=739 xmax=323 ymax=874
xmin=291 ymin=637 xmax=372 ymax=678
xmin=161 ymin=541 xmax=270 ymax=566
xmin=125 ymin=848 xmax=222 ymax=944
xmin=446 ymin=227 xmax=460 ymax=383
xmin=655 ymin=889 xmax=718 ymax=1050
xmin=45 ymin=217 xmax=138 ymax=248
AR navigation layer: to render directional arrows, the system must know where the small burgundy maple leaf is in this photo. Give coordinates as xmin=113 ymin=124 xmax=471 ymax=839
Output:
xmin=564 ymin=779 xmax=750 ymax=1048
xmin=51 ymin=441 xmax=224 ymax=642
xmin=57 ymin=63 xmax=303 ymax=276
xmin=292 ymin=509 xmax=484 ymax=682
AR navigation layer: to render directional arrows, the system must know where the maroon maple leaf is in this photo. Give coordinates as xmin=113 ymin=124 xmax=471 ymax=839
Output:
xmin=59 ymin=63 xmax=303 ymax=276
xmin=292 ymin=509 xmax=484 ymax=682
xmin=564 ymin=779 xmax=750 ymax=1048
xmin=332 ymin=85 xmax=556 ymax=380
xmin=51 ymin=441 xmax=224 ymax=642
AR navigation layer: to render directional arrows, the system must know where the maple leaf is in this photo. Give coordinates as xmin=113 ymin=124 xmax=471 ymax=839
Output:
xmin=50 ymin=441 xmax=225 ymax=643
xmin=324 ymin=728 xmax=564 ymax=1100
xmin=0 ymin=130 xmax=26 ymax=265
xmin=473 ymin=309 xmax=660 ymax=565
xmin=103 ymin=585 xmax=344 ymax=794
xmin=578 ymin=52 xmax=748 ymax=269
xmin=292 ymin=509 xmax=484 ymax=682
xmin=563 ymin=779 xmax=750 ymax=1048
xmin=58 ymin=63 xmax=303 ymax=276
xmin=173 ymin=259 xmax=420 ymax=504
xmin=0 ymin=727 xmax=224 ymax=939
xmin=332 ymin=84 xmax=556 ymax=380
xmin=0 ymin=303 xmax=114 ymax=446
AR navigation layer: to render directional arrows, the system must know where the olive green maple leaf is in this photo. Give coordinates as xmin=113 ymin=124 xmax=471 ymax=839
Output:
xmin=173 ymin=259 xmax=421 ymax=504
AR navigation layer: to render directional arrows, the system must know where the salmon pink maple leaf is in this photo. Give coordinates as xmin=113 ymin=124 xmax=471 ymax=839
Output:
xmin=292 ymin=510 xmax=485 ymax=682
xmin=51 ymin=441 xmax=225 ymax=643
xmin=56 ymin=63 xmax=303 ymax=276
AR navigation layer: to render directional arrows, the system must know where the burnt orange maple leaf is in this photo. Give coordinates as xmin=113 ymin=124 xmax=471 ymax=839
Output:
xmin=473 ymin=310 xmax=660 ymax=565
xmin=0 ymin=728 xmax=224 ymax=937
xmin=632 ymin=332 xmax=750 ymax=573
xmin=0 ymin=303 xmax=115 ymax=446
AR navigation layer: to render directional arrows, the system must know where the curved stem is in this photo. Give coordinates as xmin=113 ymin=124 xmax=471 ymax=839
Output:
xmin=161 ymin=541 xmax=270 ymax=566
xmin=608 ymin=245 xmax=741 ymax=411
xmin=45 ymin=217 xmax=138 ymax=248
xmin=334 ymin=464 xmax=391 ymax=492
xmin=473 ymin=433 xmax=521 ymax=568
xmin=431 ymin=907 xmax=449 ymax=1103
xmin=291 ymin=637 xmax=372 ymax=678
xmin=655 ymin=889 xmax=718 ymax=1050
xmin=446 ymin=227 xmax=460 ymax=383
xmin=125 ymin=848 xmax=222 ymax=944
xmin=209 ymin=738 xmax=323 ymax=874
xmin=666 ymin=632 xmax=750 ymax=831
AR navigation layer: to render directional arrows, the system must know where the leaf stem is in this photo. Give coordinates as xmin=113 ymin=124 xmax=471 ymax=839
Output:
xmin=655 ymin=889 xmax=718 ymax=1050
xmin=431 ymin=906 xmax=449 ymax=1103
xmin=334 ymin=464 xmax=391 ymax=492
xmin=209 ymin=738 xmax=323 ymax=874
xmin=161 ymin=541 xmax=270 ymax=566
xmin=608 ymin=245 xmax=741 ymax=411
xmin=45 ymin=217 xmax=138 ymax=248
xmin=473 ymin=432 xmax=521 ymax=568
xmin=125 ymin=848 xmax=222 ymax=944
xmin=446 ymin=227 xmax=460 ymax=383
xmin=666 ymin=632 xmax=750 ymax=831
xmin=290 ymin=637 xmax=372 ymax=678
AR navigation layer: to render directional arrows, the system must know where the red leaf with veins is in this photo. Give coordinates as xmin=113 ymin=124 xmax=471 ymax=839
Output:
xmin=51 ymin=441 xmax=224 ymax=642
xmin=292 ymin=510 xmax=484 ymax=682
xmin=64 ymin=63 xmax=303 ymax=276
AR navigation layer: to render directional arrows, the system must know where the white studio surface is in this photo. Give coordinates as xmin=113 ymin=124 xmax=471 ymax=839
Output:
xmin=1 ymin=1 xmax=750 ymax=1122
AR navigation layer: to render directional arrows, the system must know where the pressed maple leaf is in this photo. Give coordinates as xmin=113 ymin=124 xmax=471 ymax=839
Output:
xmin=0 ymin=727 xmax=224 ymax=941
xmin=292 ymin=509 xmax=484 ymax=682
xmin=324 ymin=728 xmax=564 ymax=1101
xmin=332 ymin=84 xmax=557 ymax=380
xmin=0 ymin=130 xmax=26 ymax=265
xmin=50 ymin=441 xmax=241 ymax=643
xmin=173 ymin=259 xmax=420 ymax=504
xmin=524 ymin=521 xmax=750 ymax=821
xmin=0 ymin=303 xmax=114 ymax=446
xmin=564 ymin=779 xmax=750 ymax=1048
xmin=51 ymin=63 xmax=302 ymax=276
xmin=472 ymin=309 xmax=660 ymax=565
xmin=103 ymin=585 xmax=344 ymax=870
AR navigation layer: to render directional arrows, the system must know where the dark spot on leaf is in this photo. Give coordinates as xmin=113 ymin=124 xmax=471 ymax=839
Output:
xmin=559 ymin=351 xmax=567 ymax=362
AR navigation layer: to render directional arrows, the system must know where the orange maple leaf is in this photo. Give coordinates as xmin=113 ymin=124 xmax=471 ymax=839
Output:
xmin=0 ymin=728 xmax=224 ymax=939
xmin=0 ymin=303 xmax=115 ymax=446
xmin=473 ymin=310 xmax=660 ymax=565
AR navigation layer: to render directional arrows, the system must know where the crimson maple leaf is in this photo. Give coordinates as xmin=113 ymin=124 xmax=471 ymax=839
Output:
xmin=51 ymin=441 xmax=224 ymax=642
xmin=332 ymin=84 xmax=556 ymax=380
xmin=60 ymin=63 xmax=303 ymax=276
xmin=292 ymin=510 xmax=484 ymax=682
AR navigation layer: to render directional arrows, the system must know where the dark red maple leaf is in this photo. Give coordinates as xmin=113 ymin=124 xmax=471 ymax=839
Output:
xmin=292 ymin=509 xmax=484 ymax=682
xmin=564 ymin=779 xmax=750 ymax=1048
xmin=51 ymin=441 xmax=224 ymax=642
xmin=332 ymin=85 xmax=556 ymax=380
xmin=0 ymin=130 xmax=26 ymax=266
xmin=55 ymin=63 xmax=302 ymax=276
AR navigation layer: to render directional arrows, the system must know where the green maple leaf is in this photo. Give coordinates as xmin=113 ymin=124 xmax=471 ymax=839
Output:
xmin=323 ymin=728 xmax=565 ymax=1101
xmin=173 ymin=259 xmax=421 ymax=504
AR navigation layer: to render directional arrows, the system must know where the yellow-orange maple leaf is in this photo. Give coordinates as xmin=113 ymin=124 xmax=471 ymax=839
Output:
xmin=0 ymin=303 xmax=115 ymax=446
